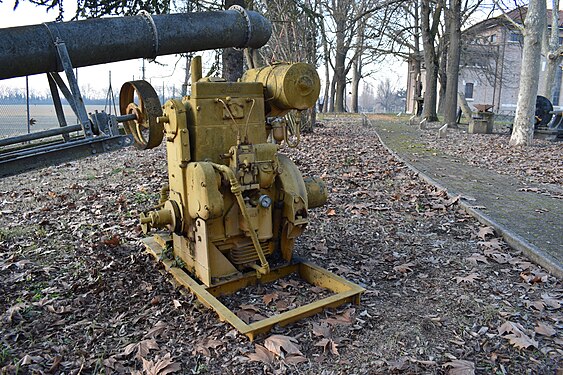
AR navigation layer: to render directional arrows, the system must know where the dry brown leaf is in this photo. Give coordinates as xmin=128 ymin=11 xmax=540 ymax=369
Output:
xmin=321 ymin=308 xmax=355 ymax=326
xmin=466 ymin=253 xmax=488 ymax=265
xmin=541 ymin=293 xmax=561 ymax=309
xmin=454 ymin=273 xmax=480 ymax=284
xmin=520 ymin=271 xmax=548 ymax=284
xmin=141 ymin=353 xmax=181 ymax=375
xmin=509 ymin=258 xmax=532 ymax=270
xmin=102 ymin=234 xmax=121 ymax=247
xmin=478 ymin=238 xmax=502 ymax=250
xmin=393 ymin=262 xmax=415 ymax=274
xmin=525 ymin=300 xmax=545 ymax=312
xmin=119 ymin=339 xmax=159 ymax=359
xmin=236 ymin=308 xmax=266 ymax=324
xmin=143 ymin=320 xmax=167 ymax=339
xmin=312 ymin=322 xmax=332 ymax=338
xmin=247 ymin=344 xmax=276 ymax=365
xmin=504 ymin=333 xmax=538 ymax=350
xmin=490 ymin=252 xmax=512 ymax=264
xmin=283 ymin=354 xmax=308 ymax=365
xmin=4 ymin=302 xmax=26 ymax=323
xmin=326 ymin=208 xmax=336 ymax=216
xmin=314 ymin=338 xmax=339 ymax=356
xmin=195 ymin=338 xmax=223 ymax=357
xmin=263 ymin=292 xmax=279 ymax=305
xmin=498 ymin=321 xmax=538 ymax=350
xmin=264 ymin=334 xmax=303 ymax=357
xmin=477 ymin=226 xmax=495 ymax=240
xmin=19 ymin=355 xmax=33 ymax=366
xmin=498 ymin=321 xmax=525 ymax=336
xmin=535 ymin=322 xmax=556 ymax=337
xmin=444 ymin=359 xmax=475 ymax=375
xmin=103 ymin=356 xmax=127 ymax=372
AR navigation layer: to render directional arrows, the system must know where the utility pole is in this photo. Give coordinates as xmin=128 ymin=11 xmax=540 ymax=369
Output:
xmin=142 ymin=59 xmax=146 ymax=80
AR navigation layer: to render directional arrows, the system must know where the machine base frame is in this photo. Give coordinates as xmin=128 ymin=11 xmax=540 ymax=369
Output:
xmin=143 ymin=235 xmax=365 ymax=341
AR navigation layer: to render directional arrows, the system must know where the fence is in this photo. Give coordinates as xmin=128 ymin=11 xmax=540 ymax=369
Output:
xmin=0 ymin=76 xmax=115 ymax=139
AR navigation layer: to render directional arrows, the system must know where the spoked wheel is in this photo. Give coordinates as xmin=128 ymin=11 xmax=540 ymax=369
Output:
xmin=119 ymin=80 xmax=163 ymax=149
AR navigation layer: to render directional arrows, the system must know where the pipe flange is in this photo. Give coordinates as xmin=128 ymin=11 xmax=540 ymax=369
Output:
xmin=229 ymin=5 xmax=252 ymax=50
xmin=138 ymin=10 xmax=159 ymax=60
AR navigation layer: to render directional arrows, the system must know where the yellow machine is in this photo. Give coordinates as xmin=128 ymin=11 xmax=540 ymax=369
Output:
xmin=121 ymin=57 xmax=364 ymax=340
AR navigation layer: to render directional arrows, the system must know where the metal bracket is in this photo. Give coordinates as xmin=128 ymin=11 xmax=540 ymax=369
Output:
xmin=43 ymin=22 xmax=93 ymax=138
xmin=47 ymin=73 xmax=70 ymax=142
xmin=229 ymin=5 xmax=252 ymax=50
xmin=137 ymin=10 xmax=159 ymax=60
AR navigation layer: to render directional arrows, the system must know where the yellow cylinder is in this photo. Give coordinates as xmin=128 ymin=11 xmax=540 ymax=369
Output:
xmin=242 ymin=63 xmax=320 ymax=116
xmin=304 ymin=176 xmax=327 ymax=209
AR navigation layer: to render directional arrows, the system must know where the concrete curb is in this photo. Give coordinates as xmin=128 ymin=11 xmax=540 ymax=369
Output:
xmin=366 ymin=116 xmax=563 ymax=279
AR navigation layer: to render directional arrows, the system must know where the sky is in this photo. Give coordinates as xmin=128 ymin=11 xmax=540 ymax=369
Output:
xmin=0 ymin=0 xmax=555 ymax=102
xmin=0 ymin=1 xmax=199 ymax=99
xmin=0 ymin=1 xmax=410 ymax=102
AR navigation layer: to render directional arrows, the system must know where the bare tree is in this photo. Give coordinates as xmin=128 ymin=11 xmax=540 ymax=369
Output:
xmin=541 ymin=0 xmax=562 ymax=101
xmin=375 ymin=77 xmax=402 ymax=112
xmin=443 ymin=0 xmax=461 ymax=126
xmin=509 ymin=0 xmax=546 ymax=146
xmin=421 ymin=0 xmax=442 ymax=121
xmin=253 ymin=0 xmax=321 ymax=131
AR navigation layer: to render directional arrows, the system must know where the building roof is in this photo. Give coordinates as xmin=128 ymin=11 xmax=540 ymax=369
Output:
xmin=464 ymin=6 xmax=563 ymax=36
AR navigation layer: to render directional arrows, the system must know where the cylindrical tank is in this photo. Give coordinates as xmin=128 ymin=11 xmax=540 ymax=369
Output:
xmin=0 ymin=9 xmax=271 ymax=80
xmin=304 ymin=176 xmax=328 ymax=209
xmin=242 ymin=63 xmax=320 ymax=117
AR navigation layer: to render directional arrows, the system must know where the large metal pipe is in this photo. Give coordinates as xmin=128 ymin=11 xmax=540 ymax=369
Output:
xmin=0 ymin=8 xmax=271 ymax=80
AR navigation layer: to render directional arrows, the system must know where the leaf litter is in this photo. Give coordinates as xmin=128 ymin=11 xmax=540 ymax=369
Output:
xmin=0 ymin=114 xmax=560 ymax=374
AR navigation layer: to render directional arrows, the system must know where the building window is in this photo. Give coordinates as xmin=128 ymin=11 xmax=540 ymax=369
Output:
xmin=465 ymin=83 xmax=474 ymax=99
xmin=509 ymin=31 xmax=523 ymax=43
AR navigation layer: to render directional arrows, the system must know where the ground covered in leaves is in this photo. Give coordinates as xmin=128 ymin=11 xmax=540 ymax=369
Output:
xmin=0 ymin=115 xmax=561 ymax=374
xmin=421 ymin=121 xmax=563 ymax=187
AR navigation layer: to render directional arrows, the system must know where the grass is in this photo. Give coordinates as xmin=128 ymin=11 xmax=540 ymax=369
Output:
xmin=0 ymin=226 xmax=38 ymax=241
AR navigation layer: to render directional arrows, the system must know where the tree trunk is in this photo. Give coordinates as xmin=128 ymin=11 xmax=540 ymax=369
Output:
xmin=457 ymin=92 xmax=472 ymax=121
xmin=421 ymin=0 xmax=440 ymax=121
xmin=351 ymin=59 xmax=361 ymax=113
xmin=444 ymin=0 xmax=461 ymax=127
xmin=438 ymin=42 xmax=447 ymax=115
xmin=334 ymin=16 xmax=347 ymax=112
xmin=541 ymin=0 xmax=561 ymax=101
xmin=510 ymin=0 xmax=546 ymax=146
xmin=329 ymin=74 xmax=337 ymax=112
xmin=222 ymin=0 xmax=245 ymax=82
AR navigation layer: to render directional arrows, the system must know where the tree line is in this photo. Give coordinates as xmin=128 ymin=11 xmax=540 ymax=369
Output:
xmin=7 ymin=0 xmax=546 ymax=146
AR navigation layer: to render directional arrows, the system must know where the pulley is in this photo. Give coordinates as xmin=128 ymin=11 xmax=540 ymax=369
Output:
xmin=119 ymin=80 xmax=164 ymax=149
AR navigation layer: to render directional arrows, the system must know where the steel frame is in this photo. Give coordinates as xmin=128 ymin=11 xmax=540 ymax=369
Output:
xmin=144 ymin=234 xmax=365 ymax=341
xmin=0 ymin=32 xmax=134 ymax=178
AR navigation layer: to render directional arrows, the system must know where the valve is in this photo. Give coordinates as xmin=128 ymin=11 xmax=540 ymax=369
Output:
xmin=140 ymin=200 xmax=181 ymax=234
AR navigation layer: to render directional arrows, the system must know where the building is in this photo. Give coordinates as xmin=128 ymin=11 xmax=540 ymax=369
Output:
xmin=406 ymin=7 xmax=563 ymax=115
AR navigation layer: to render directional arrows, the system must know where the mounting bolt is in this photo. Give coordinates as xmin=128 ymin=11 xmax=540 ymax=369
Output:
xmin=259 ymin=195 xmax=272 ymax=208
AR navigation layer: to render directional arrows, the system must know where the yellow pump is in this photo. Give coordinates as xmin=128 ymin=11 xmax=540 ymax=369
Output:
xmin=126 ymin=57 xmax=364 ymax=340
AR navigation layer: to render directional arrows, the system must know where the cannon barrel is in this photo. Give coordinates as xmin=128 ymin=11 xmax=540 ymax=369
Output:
xmin=0 ymin=8 xmax=271 ymax=80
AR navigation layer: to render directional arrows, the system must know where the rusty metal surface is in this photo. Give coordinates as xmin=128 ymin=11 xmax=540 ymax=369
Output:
xmin=119 ymin=80 xmax=164 ymax=149
xmin=0 ymin=9 xmax=272 ymax=80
